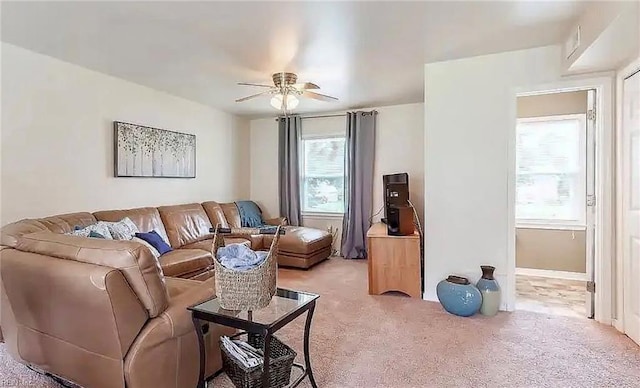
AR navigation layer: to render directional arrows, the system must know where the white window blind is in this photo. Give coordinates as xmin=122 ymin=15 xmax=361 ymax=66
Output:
xmin=515 ymin=114 xmax=587 ymax=226
xmin=300 ymin=136 xmax=345 ymax=214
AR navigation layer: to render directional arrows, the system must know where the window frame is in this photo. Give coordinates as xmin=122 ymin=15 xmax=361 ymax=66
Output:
xmin=299 ymin=134 xmax=346 ymax=216
xmin=515 ymin=113 xmax=587 ymax=228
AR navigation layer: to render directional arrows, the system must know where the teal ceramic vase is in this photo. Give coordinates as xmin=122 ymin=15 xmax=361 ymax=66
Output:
xmin=476 ymin=266 xmax=501 ymax=316
xmin=436 ymin=275 xmax=482 ymax=317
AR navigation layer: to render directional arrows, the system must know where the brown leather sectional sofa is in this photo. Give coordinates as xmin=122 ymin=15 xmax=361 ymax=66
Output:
xmin=0 ymin=201 xmax=332 ymax=388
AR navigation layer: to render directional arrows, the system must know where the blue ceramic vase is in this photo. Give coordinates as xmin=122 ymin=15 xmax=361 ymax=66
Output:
xmin=436 ymin=275 xmax=482 ymax=317
xmin=476 ymin=266 xmax=501 ymax=316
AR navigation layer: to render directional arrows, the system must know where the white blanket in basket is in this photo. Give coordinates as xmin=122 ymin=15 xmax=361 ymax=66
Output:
xmin=217 ymin=244 xmax=268 ymax=271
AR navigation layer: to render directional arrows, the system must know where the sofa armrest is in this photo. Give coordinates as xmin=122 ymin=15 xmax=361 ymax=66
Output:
xmin=264 ymin=216 xmax=288 ymax=226
xmin=125 ymin=277 xmax=234 ymax=387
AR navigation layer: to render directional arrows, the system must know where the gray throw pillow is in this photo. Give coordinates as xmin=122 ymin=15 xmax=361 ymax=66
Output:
xmin=103 ymin=217 xmax=139 ymax=240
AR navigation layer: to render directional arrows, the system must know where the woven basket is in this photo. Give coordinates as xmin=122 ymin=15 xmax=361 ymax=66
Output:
xmin=211 ymin=225 xmax=282 ymax=310
xmin=221 ymin=333 xmax=296 ymax=388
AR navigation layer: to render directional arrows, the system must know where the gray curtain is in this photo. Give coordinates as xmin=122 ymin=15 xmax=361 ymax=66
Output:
xmin=341 ymin=111 xmax=377 ymax=259
xmin=278 ymin=116 xmax=302 ymax=226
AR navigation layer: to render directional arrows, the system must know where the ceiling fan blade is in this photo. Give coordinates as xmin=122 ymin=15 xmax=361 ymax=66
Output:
xmin=235 ymin=91 xmax=270 ymax=102
xmin=293 ymin=82 xmax=320 ymax=90
xmin=237 ymin=82 xmax=273 ymax=88
xmin=302 ymin=91 xmax=338 ymax=102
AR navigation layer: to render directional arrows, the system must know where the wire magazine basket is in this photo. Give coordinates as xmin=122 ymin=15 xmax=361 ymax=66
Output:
xmin=221 ymin=332 xmax=296 ymax=388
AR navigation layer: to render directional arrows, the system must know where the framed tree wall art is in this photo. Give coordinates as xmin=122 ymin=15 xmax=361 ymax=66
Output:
xmin=114 ymin=121 xmax=196 ymax=178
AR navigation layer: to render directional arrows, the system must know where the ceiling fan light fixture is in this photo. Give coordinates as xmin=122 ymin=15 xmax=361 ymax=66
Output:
xmin=270 ymin=94 xmax=299 ymax=110
xmin=286 ymin=94 xmax=299 ymax=109
xmin=237 ymin=72 xmax=337 ymax=110
xmin=270 ymin=94 xmax=283 ymax=110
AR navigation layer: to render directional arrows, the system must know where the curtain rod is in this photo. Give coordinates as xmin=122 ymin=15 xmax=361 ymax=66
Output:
xmin=274 ymin=113 xmax=346 ymax=122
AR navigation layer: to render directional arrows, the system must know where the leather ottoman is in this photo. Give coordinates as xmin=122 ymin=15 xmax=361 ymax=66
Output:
xmin=265 ymin=226 xmax=333 ymax=269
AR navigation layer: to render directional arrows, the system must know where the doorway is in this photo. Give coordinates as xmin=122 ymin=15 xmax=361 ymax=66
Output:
xmin=513 ymin=89 xmax=595 ymax=318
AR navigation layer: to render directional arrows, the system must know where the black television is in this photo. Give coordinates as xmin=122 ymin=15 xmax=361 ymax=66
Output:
xmin=382 ymin=173 xmax=409 ymax=223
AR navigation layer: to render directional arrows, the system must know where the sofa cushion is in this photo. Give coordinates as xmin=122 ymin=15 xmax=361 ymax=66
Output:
xmin=1 ymin=212 xmax=97 ymax=247
xmin=264 ymin=226 xmax=332 ymax=254
xmin=93 ymin=207 xmax=170 ymax=244
xmin=159 ymin=249 xmax=212 ymax=278
xmin=201 ymin=201 xmax=230 ymax=228
xmin=157 ymin=203 xmax=212 ymax=248
xmin=220 ymin=203 xmax=242 ymax=228
xmin=37 ymin=213 xmax=98 ymax=234
xmin=182 ymin=238 xmax=251 ymax=252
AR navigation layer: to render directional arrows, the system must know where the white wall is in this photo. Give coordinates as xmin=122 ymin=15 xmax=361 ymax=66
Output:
xmin=1 ymin=43 xmax=250 ymax=225
xmin=424 ymin=45 xmax=567 ymax=309
xmin=563 ymin=1 xmax=639 ymax=74
xmin=249 ymin=103 xmax=424 ymax=252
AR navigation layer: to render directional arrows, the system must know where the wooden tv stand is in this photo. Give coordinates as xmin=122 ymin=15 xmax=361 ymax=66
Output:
xmin=366 ymin=222 xmax=422 ymax=298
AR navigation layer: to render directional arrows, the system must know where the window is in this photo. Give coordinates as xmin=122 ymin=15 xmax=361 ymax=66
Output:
xmin=516 ymin=114 xmax=587 ymax=227
xmin=300 ymin=137 xmax=345 ymax=214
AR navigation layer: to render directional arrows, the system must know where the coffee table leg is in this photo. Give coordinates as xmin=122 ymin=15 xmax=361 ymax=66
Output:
xmin=262 ymin=330 xmax=272 ymax=388
xmin=304 ymin=302 xmax=318 ymax=388
xmin=192 ymin=316 xmax=206 ymax=388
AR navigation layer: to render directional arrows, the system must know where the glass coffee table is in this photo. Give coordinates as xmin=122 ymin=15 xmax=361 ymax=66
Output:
xmin=189 ymin=288 xmax=319 ymax=388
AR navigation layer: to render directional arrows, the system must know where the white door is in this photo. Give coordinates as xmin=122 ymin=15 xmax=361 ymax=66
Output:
xmin=622 ymin=70 xmax=640 ymax=345
xmin=585 ymin=90 xmax=596 ymax=318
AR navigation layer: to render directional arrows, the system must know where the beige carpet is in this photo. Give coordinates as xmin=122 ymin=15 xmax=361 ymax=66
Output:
xmin=2 ymin=258 xmax=640 ymax=387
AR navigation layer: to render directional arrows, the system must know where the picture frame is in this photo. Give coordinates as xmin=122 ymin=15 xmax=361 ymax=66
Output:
xmin=114 ymin=121 xmax=196 ymax=178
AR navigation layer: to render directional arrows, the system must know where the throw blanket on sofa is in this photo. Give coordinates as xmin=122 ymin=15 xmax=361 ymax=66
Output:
xmin=235 ymin=201 xmax=264 ymax=228
xmin=217 ymin=243 xmax=268 ymax=271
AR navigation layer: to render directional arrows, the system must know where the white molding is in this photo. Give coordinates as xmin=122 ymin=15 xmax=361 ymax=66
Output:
xmin=301 ymin=212 xmax=344 ymax=220
xmin=516 ymin=267 xmax=588 ymax=281
xmin=516 ymin=224 xmax=586 ymax=231
xmin=613 ymin=318 xmax=624 ymax=333
xmin=517 ymin=113 xmax=586 ymax=123
xmin=510 ymin=75 xmax=615 ymax=325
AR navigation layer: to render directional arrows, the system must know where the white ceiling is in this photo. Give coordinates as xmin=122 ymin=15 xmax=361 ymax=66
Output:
xmin=1 ymin=1 xmax=589 ymax=118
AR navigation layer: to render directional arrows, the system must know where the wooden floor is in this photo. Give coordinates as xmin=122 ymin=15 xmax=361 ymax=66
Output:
xmin=515 ymin=274 xmax=586 ymax=318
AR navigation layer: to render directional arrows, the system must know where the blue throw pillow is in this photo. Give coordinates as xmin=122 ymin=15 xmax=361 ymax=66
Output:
xmin=236 ymin=201 xmax=264 ymax=228
xmin=88 ymin=231 xmax=106 ymax=239
xmin=135 ymin=230 xmax=172 ymax=255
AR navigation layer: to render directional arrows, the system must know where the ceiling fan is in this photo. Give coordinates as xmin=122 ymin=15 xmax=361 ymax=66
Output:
xmin=236 ymin=72 xmax=338 ymax=112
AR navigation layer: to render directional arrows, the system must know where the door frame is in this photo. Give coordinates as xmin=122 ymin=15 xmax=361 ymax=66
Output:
xmin=615 ymin=56 xmax=640 ymax=333
xmin=508 ymin=75 xmax=615 ymax=325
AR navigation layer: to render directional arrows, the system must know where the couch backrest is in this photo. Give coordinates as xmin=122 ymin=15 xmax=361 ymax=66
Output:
xmin=0 ymin=212 xmax=97 ymax=247
xmin=15 ymin=232 xmax=169 ymax=318
xmin=201 ymin=201 xmax=230 ymax=228
xmin=219 ymin=202 xmax=242 ymax=228
xmin=93 ymin=207 xmax=170 ymax=244
xmin=157 ymin=203 xmax=212 ymax=248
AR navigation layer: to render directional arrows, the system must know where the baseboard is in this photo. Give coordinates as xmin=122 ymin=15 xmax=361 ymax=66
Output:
xmin=515 ymin=267 xmax=587 ymax=281
xmin=613 ymin=318 xmax=624 ymax=333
